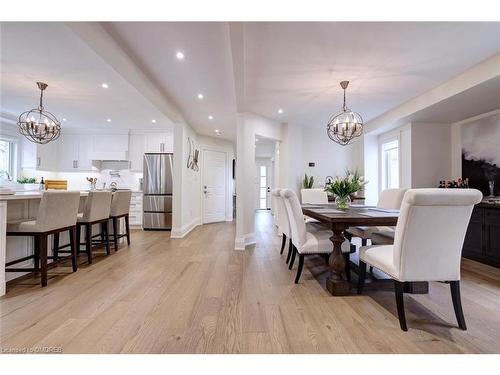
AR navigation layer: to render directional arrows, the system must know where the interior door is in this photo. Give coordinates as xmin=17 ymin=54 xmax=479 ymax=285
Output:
xmin=202 ymin=150 xmax=226 ymax=223
xmin=255 ymin=163 xmax=271 ymax=210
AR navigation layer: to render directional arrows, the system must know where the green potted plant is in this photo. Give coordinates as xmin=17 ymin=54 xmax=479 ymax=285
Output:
xmin=324 ymin=169 xmax=367 ymax=211
xmin=303 ymin=174 xmax=314 ymax=189
xmin=17 ymin=176 xmax=39 ymax=191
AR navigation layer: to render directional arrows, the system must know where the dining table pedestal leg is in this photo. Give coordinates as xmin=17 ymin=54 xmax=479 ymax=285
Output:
xmin=326 ymin=224 xmax=350 ymax=296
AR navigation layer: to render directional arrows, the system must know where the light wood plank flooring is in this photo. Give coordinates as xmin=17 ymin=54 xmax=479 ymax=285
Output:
xmin=1 ymin=212 xmax=500 ymax=353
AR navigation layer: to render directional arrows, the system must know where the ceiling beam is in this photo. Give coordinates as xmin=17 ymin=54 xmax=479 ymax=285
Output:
xmin=228 ymin=22 xmax=246 ymax=112
xmin=67 ymin=22 xmax=186 ymax=124
xmin=365 ymin=52 xmax=500 ymax=134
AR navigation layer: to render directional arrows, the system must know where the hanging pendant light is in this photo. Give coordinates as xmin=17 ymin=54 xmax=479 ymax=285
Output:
xmin=17 ymin=82 xmax=61 ymax=144
xmin=326 ymin=81 xmax=363 ymax=146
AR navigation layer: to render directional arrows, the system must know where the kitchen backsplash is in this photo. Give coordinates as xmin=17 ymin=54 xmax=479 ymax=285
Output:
xmin=21 ymin=168 xmax=143 ymax=191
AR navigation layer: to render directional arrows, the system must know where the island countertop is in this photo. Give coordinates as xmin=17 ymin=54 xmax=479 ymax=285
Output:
xmin=0 ymin=191 xmax=90 ymax=201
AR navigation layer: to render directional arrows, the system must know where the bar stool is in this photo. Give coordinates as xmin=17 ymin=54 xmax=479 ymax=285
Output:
xmin=6 ymin=191 xmax=81 ymax=287
xmin=109 ymin=190 xmax=132 ymax=251
xmin=75 ymin=191 xmax=113 ymax=264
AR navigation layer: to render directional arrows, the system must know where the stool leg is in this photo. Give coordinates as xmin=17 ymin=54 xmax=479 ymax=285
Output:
xmin=53 ymin=232 xmax=60 ymax=261
xmin=125 ymin=214 xmax=131 ymax=246
xmin=103 ymin=221 xmax=110 ymax=255
xmin=85 ymin=224 xmax=93 ymax=264
xmin=76 ymin=225 xmax=81 ymax=255
xmin=70 ymin=227 xmax=78 ymax=272
xmin=33 ymin=235 xmax=40 ymax=273
xmin=40 ymin=234 xmax=48 ymax=287
xmin=112 ymin=217 xmax=119 ymax=251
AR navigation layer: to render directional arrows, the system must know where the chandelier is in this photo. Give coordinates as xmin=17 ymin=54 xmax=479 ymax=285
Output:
xmin=17 ymin=82 xmax=61 ymax=144
xmin=326 ymin=81 xmax=363 ymax=146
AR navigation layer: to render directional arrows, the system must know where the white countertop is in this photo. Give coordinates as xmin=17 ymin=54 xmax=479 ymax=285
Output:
xmin=0 ymin=190 xmax=91 ymax=201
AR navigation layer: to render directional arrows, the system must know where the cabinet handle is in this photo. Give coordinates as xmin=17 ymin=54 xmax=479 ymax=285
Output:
xmin=37 ymin=157 xmax=41 ymax=167
xmin=76 ymin=160 xmax=78 ymax=169
xmin=160 ymin=143 xmax=164 ymax=152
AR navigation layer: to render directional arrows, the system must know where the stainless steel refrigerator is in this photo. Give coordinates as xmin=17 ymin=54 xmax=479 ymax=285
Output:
xmin=143 ymin=153 xmax=173 ymax=230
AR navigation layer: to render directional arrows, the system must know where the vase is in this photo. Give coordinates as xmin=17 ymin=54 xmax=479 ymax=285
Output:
xmin=335 ymin=195 xmax=351 ymax=211
xmin=489 ymin=180 xmax=495 ymax=197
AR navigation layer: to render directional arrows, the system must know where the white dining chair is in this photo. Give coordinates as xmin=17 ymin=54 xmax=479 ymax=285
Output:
xmin=272 ymin=188 xmax=324 ymax=265
xmin=346 ymin=188 xmax=407 ymax=246
xmin=301 ymin=188 xmax=328 ymax=204
xmin=357 ymin=188 xmax=482 ymax=331
xmin=281 ymin=188 xmax=352 ymax=283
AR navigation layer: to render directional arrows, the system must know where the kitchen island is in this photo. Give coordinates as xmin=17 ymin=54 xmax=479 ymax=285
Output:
xmin=0 ymin=191 xmax=91 ymax=296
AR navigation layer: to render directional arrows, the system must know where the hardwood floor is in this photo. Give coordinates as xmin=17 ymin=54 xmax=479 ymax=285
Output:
xmin=1 ymin=211 xmax=500 ymax=353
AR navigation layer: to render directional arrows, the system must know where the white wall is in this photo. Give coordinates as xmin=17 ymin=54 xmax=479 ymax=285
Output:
xmin=235 ymin=112 xmax=281 ymax=250
xmin=410 ymin=122 xmax=452 ymax=188
xmin=302 ymin=126 xmax=363 ymax=189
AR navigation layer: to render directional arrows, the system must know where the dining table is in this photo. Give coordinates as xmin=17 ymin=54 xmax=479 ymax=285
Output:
xmin=301 ymin=204 xmax=428 ymax=296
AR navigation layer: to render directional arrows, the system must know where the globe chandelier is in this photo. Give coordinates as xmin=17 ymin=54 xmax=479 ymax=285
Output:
xmin=17 ymin=82 xmax=61 ymax=144
xmin=326 ymin=81 xmax=363 ymax=146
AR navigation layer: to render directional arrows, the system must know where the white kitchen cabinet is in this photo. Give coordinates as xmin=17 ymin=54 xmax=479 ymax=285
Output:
xmin=145 ymin=132 xmax=173 ymax=153
xmin=20 ymin=138 xmax=58 ymax=171
xmin=129 ymin=134 xmax=145 ymax=171
xmin=129 ymin=192 xmax=143 ymax=227
xmin=57 ymin=134 xmax=93 ymax=171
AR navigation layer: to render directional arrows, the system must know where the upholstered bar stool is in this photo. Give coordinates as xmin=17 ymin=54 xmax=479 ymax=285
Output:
xmin=109 ymin=190 xmax=132 ymax=251
xmin=6 ymin=191 xmax=80 ymax=287
xmin=74 ymin=191 xmax=113 ymax=264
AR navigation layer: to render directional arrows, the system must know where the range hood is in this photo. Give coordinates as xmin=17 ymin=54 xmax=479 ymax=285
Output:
xmin=90 ymin=151 xmax=129 ymax=161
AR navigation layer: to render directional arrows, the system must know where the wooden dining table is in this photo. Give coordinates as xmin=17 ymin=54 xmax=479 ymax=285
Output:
xmin=302 ymin=204 xmax=427 ymax=296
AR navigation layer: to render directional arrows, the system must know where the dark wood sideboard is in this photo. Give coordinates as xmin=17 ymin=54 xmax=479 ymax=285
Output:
xmin=463 ymin=203 xmax=500 ymax=268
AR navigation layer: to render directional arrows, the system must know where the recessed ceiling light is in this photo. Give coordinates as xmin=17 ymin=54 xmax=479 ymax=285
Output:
xmin=62 ymin=118 xmax=67 ymax=122
xmin=208 ymin=115 xmax=214 ymax=120
xmin=176 ymin=51 xmax=185 ymax=60
xmin=255 ymin=138 xmax=259 ymax=142
xmin=278 ymin=109 xmax=283 ymax=114
xmin=215 ymin=129 xmax=221 ymax=136
xmin=101 ymin=83 xmax=109 ymax=89
xmin=151 ymin=119 xmax=157 ymax=124
xmin=106 ymin=118 xmax=112 ymax=123
xmin=197 ymin=93 xmax=204 ymax=100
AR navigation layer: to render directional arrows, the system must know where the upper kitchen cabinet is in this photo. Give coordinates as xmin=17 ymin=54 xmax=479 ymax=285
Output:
xmin=145 ymin=132 xmax=173 ymax=153
xmin=129 ymin=132 xmax=173 ymax=172
xmin=57 ymin=134 xmax=94 ymax=171
xmin=21 ymin=137 xmax=58 ymax=171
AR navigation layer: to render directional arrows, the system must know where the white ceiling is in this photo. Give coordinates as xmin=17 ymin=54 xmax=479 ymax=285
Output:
xmin=1 ymin=22 xmax=499 ymax=141
xmin=244 ymin=22 xmax=500 ymax=127
xmin=103 ymin=22 xmax=238 ymax=139
xmin=0 ymin=23 xmax=173 ymax=132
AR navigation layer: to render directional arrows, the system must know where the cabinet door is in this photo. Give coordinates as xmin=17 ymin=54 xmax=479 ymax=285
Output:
xmin=37 ymin=141 xmax=58 ymax=171
xmin=145 ymin=133 xmax=161 ymax=152
xmin=21 ymin=138 xmax=37 ymax=169
xmin=462 ymin=207 xmax=483 ymax=258
xmin=129 ymin=134 xmax=145 ymax=171
xmin=76 ymin=135 xmax=93 ymax=171
xmin=485 ymin=209 xmax=500 ymax=263
xmin=57 ymin=134 xmax=79 ymax=170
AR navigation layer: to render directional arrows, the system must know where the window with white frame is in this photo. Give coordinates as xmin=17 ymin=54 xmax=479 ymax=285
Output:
xmin=380 ymin=139 xmax=400 ymax=190
xmin=0 ymin=138 xmax=15 ymax=180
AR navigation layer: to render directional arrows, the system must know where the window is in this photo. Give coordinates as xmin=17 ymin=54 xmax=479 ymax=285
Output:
xmin=259 ymin=165 xmax=267 ymax=209
xmin=381 ymin=139 xmax=399 ymax=190
xmin=0 ymin=138 xmax=15 ymax=180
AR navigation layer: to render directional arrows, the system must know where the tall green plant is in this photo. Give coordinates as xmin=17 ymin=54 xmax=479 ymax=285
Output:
xmin=303 ymin=174 xmax=314 ymax=189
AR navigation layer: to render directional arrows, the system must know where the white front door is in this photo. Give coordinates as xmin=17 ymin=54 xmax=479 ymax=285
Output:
xmin=202 ymin=150 xmax=226 ymax=223
xmin=255 ymin=163 xmax=271 ymax=210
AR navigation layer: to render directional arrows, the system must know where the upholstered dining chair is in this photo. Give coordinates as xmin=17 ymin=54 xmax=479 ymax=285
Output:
xmin=272 ymin=188 xmax=324 ymax=265
xmin=346 ymin=188 xmax=407 ymax=246
xmin=301 ymin=188 xmax=328 ymax=204
xmin=357 ymin=188 xmax=482 ymax=331
xmin=281 ymin=189 xmax=352 ymax=283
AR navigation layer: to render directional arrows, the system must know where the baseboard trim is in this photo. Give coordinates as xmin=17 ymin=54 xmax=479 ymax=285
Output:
xmin=171 ymin=218 xmax=201 ymax=239
xmin=234 ymin=232 xmax=256 ymax=251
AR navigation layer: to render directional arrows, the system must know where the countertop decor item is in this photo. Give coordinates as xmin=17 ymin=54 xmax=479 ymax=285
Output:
xmin=17 ymin=82 xmax=61 ymax=144
xmin=326 ymin=81 xmax=363 ymax=146
xmin=324 ymin=169 xmax=367 ymax=211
